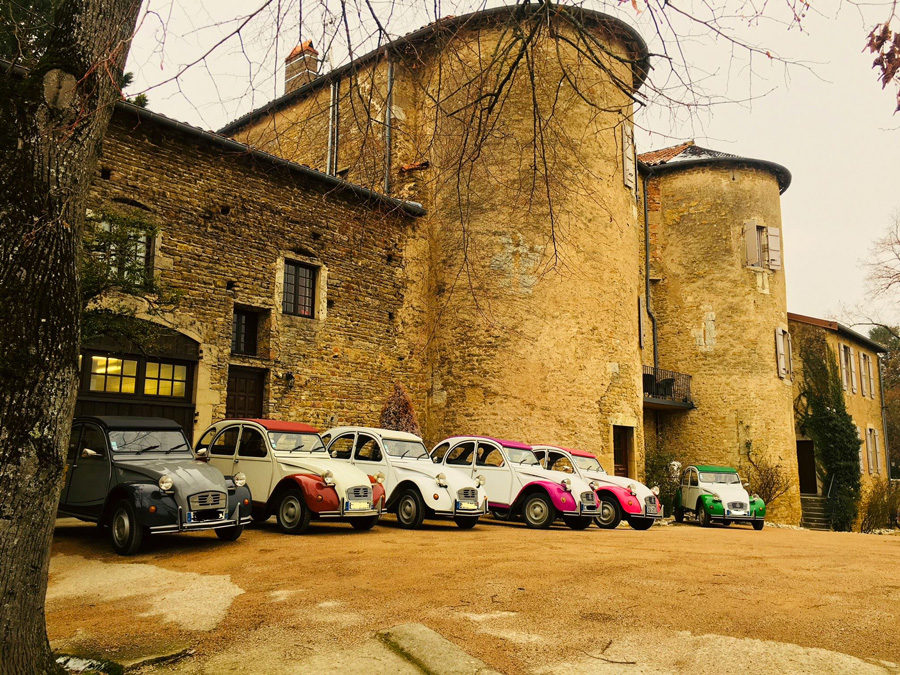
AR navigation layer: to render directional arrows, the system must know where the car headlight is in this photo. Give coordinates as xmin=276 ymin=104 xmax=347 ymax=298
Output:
xmin=322 ymin=469 xmax=335 ymax=485
xmin=627 ymin=483 xmax=637 ymax=496
xmin=475 ymin=474 xmax=486 ymax=487
xmin=374 ymin=471 xmax=385 ymax=484
xmin=712 ymin=493 xmax=721 ymax=502
xmin=651 ymin=485 xmax=660 ymax=496
xmin=158 ymin=474 xmax=174 ymax=491
xmin=233 ymin=472 xmax=247 ymax=488
xmin=751 ymin=493 xmax=760 ymax=501
xmin=560 ymin=478 xmax=572 ymax=491
xmin=436 ymin=472 xmax=448 ymax=487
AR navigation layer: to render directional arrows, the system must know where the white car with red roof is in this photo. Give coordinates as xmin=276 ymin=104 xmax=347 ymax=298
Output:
xmin=195 ymin=419 xmax=385 ymax=533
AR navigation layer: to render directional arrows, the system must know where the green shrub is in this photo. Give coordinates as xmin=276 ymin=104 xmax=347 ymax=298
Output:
xmin=644 ymin=444 xmax=682 ymax=516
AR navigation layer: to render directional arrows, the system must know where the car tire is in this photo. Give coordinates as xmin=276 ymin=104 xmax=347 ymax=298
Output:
xmin=276 ymin=489 xmax=311 ymax=534
xmin=523 ymin=493 xmax=555 ymax=529
xmin=563 ymin=515 xmax=593 ymax=530
xmin=697 ymin=500 xmax=712 ymax=527
xmin=454 ymin=516 xmax=478 ymax=529
xmin=722 ymin=519 xmax=731 ymax=527
xmin=215 ymin=524 xmax=244 ymax=541
xmin=350 ymin=515 xmax=379 ymax=531
xmin=673 ymin=506 xmax=684 ymax=523
xmin=396 ymin=489 xmax=426 ymax=529
xmin=490 ymin=508 xmax=510 ymax=521
xmin=251 ymin=507 xmax=269 ymax=524
xmin=594 ymin=494 xmax=622 ymax=529
xmin=628 ymin=517 xmax=654 ymax=531
xmin=752 ymin=519 xmax=765 ymax=531
xmin=110 ymin=499 xmax=144 ymax=556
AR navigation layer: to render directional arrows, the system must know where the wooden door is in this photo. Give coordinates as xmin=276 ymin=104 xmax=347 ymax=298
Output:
xmin=613 ymin=426 xmax=633 ymax=477
xmin=226 ymin=367 xmax=266 ymax=419
xmin=796 ymin=440 xmax=818 ymax=495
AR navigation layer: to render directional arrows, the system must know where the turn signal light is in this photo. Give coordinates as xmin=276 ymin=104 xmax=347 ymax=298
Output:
xmin=148 ymin=505 xmax=157 ymax=514
xmin=316 ymin=494 xmax=323 ymax=502
xmin=433 ymin=493 xmax=440 ymax=500
xmin=242 ymin=498 xmax=250 ymax=506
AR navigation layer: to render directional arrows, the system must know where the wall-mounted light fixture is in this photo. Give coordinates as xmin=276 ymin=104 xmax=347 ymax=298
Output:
xmin=284 ymin=371 xmax=295 ymax=389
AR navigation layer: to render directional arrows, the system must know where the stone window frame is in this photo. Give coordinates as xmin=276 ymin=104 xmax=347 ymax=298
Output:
xmin=276 ymin=252 xmax=327 ymax=322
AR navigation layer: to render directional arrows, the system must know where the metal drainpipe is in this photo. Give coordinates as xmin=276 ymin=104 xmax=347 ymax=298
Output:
xmin=878 ymin=353 xmax=892 ymax=478
xmin=326 ymin=80 xmax=336 ymax=175
xmin=384 ymin=60 xmax=394 ymax=195
xmin=642 ymin=173 xmax=659 ymax=369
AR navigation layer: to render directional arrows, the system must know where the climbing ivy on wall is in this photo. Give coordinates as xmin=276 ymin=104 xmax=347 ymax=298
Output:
xmin=795 ymin=332 xmax=862 ymax=531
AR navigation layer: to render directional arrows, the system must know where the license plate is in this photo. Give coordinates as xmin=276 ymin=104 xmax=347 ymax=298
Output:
xmin=646 ymin=504 xmax=658 ymax=515
xmin=456 ymin=501 xmax=478 ymax=511
xmin=346 ymin=500 xmax=371 ymax=511
xmin=186 ymin=511 xmax=223 ymax=523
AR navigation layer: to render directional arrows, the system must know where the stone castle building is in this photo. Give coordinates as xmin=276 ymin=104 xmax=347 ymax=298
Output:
xmin=77 ymin=6 xmax=889 ymax=524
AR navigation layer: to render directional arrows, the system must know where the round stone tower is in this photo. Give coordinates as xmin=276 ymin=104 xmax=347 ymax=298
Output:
xmin=642 ymin=145 xmax=801 ymax=522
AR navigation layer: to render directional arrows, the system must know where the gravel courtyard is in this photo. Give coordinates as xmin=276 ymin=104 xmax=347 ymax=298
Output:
xmin=48 ymin=517 xmax=900 ymax=673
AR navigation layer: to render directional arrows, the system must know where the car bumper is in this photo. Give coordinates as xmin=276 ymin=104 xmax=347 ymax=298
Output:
xmin=149 ymin=506 xmax=252 ymax=534
xmin=317 ymin=498 xmax=384 ymax=519
xmin=432 ymin=500 xmax=488 ymax=518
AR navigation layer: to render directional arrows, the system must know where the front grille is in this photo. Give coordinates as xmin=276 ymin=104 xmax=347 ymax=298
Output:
xmin=346 ymin=485 xmax=372 ymax=501
xmin=728 ymin=501 xmax=747 ymax=510
xmin=189 ymin=491 xmax=226 ymax=510
xmin=457 ymin=488 xmax=478 ymax=501
xmin=580 ymin=491 xmax=597 ymax=507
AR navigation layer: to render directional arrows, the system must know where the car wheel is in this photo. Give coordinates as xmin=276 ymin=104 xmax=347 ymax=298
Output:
xmin=350 ymin=515 xmax=379 ymax=531
xmin=396 ymin=489 xmax=426 ymax=529
xmin=722 ymin=519 xmax=731 ymax=527
xmin=563 ymin=515 xmax=593 ymax=530
xmin=490 ymin=508 xmax=510 ymax=521
xmin=276 ymin=489 xmax=311 ymax=534
xmin=110 ymin=500 xmax=144 ymax=556
xmin=215 ymin=524 xmax=244 ymax=541
xmin=594 ymin=494 xmax=622 ymax=529
xmin=628 ymin=517 xmax=654 ymax=531
xmin=251 ymin=506 xmax=269 ymax=524
xmin=523 ymin=493 xmax=555 ymax=529
xmin=673 ymin=506 xmax=684 ymax=523
xmin=454 ymin=516 xmax=478 ymax=529
xmin=752 ymin=519 xmax=765 ymax=531
xmin=697 ymin=500 xmax=711 ymax=527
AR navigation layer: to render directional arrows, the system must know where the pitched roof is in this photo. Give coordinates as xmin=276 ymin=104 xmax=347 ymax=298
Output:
xmin=787 ymin=312 xmax=887 ymax=353
xmin=638 ymin=140 xmax=791 ymax=193
xmin=219 ymin=5 xmax=649 ymax=135
xmin=286 ymin=41 xmax=318 ymax=61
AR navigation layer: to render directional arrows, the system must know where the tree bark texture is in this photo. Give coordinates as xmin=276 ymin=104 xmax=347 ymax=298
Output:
xmin=0 ymin=1 xmax=142 ymax=671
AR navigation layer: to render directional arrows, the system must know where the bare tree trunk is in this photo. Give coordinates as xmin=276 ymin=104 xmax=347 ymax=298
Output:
xmin=0 ymin=1 xmax=142 ymax=670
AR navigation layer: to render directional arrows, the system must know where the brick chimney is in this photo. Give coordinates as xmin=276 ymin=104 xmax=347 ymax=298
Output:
xmin=285 ymin=41 xmax=319 ymax=94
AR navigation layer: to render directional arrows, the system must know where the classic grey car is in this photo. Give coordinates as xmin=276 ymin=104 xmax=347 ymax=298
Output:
xmin=58 ymin=416 xmax=252 ymax=554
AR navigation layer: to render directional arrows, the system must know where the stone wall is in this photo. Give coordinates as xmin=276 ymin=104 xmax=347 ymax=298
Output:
xmin=87 ymin=108 xmax=426 ymax=439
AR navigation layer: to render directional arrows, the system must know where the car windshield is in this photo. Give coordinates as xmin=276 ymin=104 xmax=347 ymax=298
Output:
xmin=383 ymin=439 xmax=429 ymax=459
xmin=573 ymin=455 xmax=605 ymax=472
xmin=699 ymin=472 xmax=741 ymax=484
xmin=268 ymin=432 xmax=325 ymax=453
xmin=506 ymin=447 xmax=541 ymax=466
xmin=110 ymin=430 xmax=189 ymax=455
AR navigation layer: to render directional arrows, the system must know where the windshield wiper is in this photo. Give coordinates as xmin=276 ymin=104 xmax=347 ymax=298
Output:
xmin=132 ymin=444 xmax=159 ymax=455
xmin=164 ymin=443 xmax=187 ymax=454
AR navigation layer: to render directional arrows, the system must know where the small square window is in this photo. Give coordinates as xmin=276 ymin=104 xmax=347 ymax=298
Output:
xmin=144 ymin=360 xmax=189 ymax=398
xmin=283 ymin=260 xmax=317 ymax=318
xmin=232 ymin=309 xmax=259 ymax=355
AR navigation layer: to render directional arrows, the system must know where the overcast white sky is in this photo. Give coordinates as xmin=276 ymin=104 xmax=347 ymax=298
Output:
xmin=126 ymin=1 xmax=900 ymax=328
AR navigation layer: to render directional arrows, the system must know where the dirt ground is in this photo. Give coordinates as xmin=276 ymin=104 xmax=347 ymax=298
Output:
xmin=47 ymin=516 xmax=900 ymax=673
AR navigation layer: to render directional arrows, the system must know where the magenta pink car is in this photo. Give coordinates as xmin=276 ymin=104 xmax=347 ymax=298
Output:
xmin=430 ymin=436 xmax=600 ymax=529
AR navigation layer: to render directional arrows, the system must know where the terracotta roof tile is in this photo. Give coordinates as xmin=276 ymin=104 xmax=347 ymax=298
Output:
xmin=286 ymin=40 xmax=318 ymax=61
xmin=637 ymin=141 xmax=694 ymax=166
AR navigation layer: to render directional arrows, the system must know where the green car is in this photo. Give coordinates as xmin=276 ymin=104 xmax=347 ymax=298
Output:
xmin=673 ymin=465 xmax=766 ymax=529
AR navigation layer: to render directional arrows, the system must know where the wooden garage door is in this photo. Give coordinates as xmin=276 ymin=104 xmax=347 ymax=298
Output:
xmin=226 ymin=366 xmax=266 ymax=419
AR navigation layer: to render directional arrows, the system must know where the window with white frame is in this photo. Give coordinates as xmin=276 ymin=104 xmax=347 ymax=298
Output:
xmin=865 ymin=427 xmax=882 ymax=474
xmin=744 ymin=222 xmax=782 ymax=270
xmin=858 ymin=352 xmax=876 ymax=399
xmin=839 ymin=344 xmax=857 ymax=393
xmin=775 ymin=328 xmax=793 ymax=380
xmin=857 ymin=426 xmax=864 ymax=473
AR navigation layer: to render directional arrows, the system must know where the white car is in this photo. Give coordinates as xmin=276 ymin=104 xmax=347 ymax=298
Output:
xmin=196 ymin=419 xmax=385 ymax=533
xmin=322 ymin=426 xmax=488 ymax=528
xmin=532 ymin=445 xmax=662 ymax=530
xmin=430 ymin=436 xmax=600 ymax=529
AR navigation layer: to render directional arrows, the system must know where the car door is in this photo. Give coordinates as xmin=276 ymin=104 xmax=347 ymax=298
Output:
xmin=208 ymin=425 xmax=240 ymax=484
xmin=328 ymin=432 xmax=357 ymax=463
xmin=64 ymin=423 xmax=112 ymax=518
xmin=353 ymin=433 xmax=392 ymax=494
xmin=59 ymin=424 xmax=83 ymax=508
xmin=476 ymin=442 xmax=514 ymax=506
xmin=444 ymin=440 xmax=476 ymax=494
xmin=683 ymin=468 xmax=700 ymax=511
xmin=233 ymin=425 xmax=274 ymax=501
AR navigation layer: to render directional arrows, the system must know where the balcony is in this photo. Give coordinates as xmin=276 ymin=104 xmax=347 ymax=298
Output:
xmin=643 ymin=366 xmax=694 ymax=410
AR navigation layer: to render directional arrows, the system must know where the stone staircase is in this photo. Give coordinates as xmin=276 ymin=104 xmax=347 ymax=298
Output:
xmin=800 ymin=495 xmax=831 ymax=531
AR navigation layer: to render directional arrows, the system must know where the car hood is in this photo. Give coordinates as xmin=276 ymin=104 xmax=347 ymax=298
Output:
xmin=391 ymin=459 xmax=478 ymax=491
xmin=114 ymin=457 xmax=226 ymax=495
xmin=275 ymin=453 xmax=373 ymax=492
xmin=580 ymin=470 xmax=656 ymax=501
xmin=513 ymin=465 xmax=593 ymax=494
xmin=702 ymin=484 xmax=751 ymax=503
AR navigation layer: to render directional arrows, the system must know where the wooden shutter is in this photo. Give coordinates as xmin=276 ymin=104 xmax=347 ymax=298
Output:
xmin=868 ymin=356 xmax=876 ymax=399
xmin=866 ymin=429 xmax=875 ymax=474
xmin=775 ymin=328 xmax=786 ymax=378
xmin=623 ymin=125 xmax=636 ymax=191
xmin=744 ymin=223 xmax=760 ymax=267
xmin=767 ymin=228 xmax=782 ymax=269
xmin=839 ymin=345 xmax=848 ymax=390
xmin=857 ymin=426 xmax=864 ymax=473
xmin=875 ymin=431 xmax=883 ymax=473
xmin=786 ymin=331 xmax=794 ymax=380
xmin=850 ymin=347 xmax=858 ymax=393
xmin=859 ymin=353 xmax=868 ymax=397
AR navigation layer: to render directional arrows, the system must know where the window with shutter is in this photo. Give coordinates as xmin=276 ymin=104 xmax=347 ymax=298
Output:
xmin=623 ymin=125 xmax=636 ymax=191
xmin=775 ymin=328 xmax=786 ymax=378
xmin=839 ymin=345 xmax=848 ymax=390
xmin=874 ymin=431 xmax=882 ymax=473
xmin=859 ymin=352 xmax=868 ymax=397
xmin=786 ymin=331 xmax=794 ymax=380
xmin=866 ymin=428 xmax=875 ymax=474
xmin=767 ymin=227 xmax=782 ymax=269
xmin=857 ymin=426 xmax=864 ymax=473
xmin=868 ymin=356 xmax=876 ymax=399
xmin=850 ymin=347 xmax=858 ymax=393
xmin=744 ymin=223 xmax=760 ymax=267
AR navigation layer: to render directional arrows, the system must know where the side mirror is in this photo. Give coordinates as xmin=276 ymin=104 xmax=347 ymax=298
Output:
xmin=742 ymin=481 xmax=750 ymax=489
xmin=81 ymin=448 xmax=100 ymax=459
xmin=196 ymin=447 xmax=208 ymax=457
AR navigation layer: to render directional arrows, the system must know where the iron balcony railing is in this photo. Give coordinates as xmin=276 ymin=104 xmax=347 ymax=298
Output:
xmin=643 ymin=366 xmax=693 ymax=408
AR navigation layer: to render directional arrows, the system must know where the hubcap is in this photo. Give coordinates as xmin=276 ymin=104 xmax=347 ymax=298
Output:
xmin=112 ymin=508 xmax=130 ymax=547
xmin=280 ymin=496 xmax=301 ymax=528
xmin=399 ymin=496 xmax=416 ymax=523
xmin=526 ymin=499 xmax=548 ymax=524
xmin=597 ymin=501 xmax=616 ymax=525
